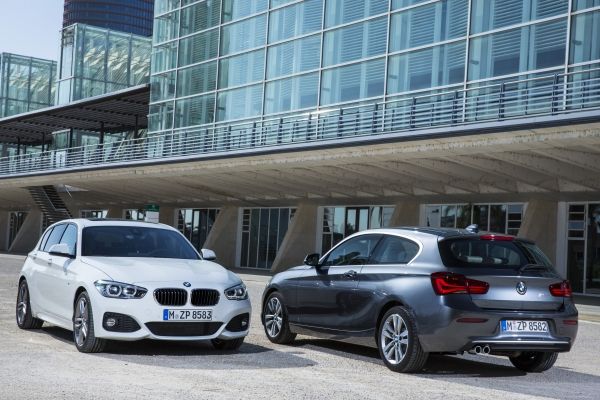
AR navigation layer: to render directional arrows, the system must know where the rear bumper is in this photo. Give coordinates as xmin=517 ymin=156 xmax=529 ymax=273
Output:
xmin=465 ymin=338 xmax=572 ymax=353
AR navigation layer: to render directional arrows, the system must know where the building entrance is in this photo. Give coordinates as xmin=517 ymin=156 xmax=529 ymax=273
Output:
xmin=567 ymin=203 xmax=600 ymax=295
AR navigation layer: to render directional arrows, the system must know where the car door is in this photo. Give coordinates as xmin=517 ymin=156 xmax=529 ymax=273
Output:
xmin=27 ymin=227 xmax=54 ymax=313
xmin=34 ymin=223 xmax=68 ymax=319
xmin=52 ymin=224 xmax=79 ymax=321
xmin=353 ymin=235 xmax=421 ymax=332
xmin=295 ymin=234 xmax=382 ymax=332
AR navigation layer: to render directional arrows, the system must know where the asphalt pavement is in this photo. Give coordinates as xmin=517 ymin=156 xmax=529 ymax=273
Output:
xmin=1 ymin=254 xmax=599 ymax=400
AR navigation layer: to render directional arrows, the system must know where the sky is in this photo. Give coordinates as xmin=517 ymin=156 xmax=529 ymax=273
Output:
xmin=0 ymin=0 xmax=64 ymax=60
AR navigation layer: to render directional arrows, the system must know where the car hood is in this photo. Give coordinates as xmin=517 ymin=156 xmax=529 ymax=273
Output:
xmin=80 ymin=257 xmax=239 ymax=286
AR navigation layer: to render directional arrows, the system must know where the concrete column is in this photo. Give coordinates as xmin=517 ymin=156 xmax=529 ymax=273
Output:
xmin=271 ymin=204 xmax=319 ymax=274
xmin=389 ymin=201 xmax=421 ymax=227
xmin=159 ymin=207 xmax=176 ymax=227
xmin=0 ymin=211 xmax=9 ymax=251
xmin=9 ymin=210 xmax=42 ymax=254
xmin=106 ymin=208 xmax=123 ymax=219
xmin=518 ymin=200 xmax=558 ymax=265
xmin=203 ymin=207 xmax=239 ymax=269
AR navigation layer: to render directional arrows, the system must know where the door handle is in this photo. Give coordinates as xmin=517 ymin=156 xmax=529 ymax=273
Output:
xmin=47 ymin=258 xmax=53 ymax=265
xmin=343 ymin=270 xmax=358 ymax=279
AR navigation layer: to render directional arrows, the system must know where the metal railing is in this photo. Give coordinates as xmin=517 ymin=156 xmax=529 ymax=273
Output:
xmin=2 ymin=69 xmax=600 ymax=178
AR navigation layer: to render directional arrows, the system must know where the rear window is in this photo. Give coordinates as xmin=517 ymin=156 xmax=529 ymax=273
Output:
xmin=439 ymin=238 xmax=553 ymax=269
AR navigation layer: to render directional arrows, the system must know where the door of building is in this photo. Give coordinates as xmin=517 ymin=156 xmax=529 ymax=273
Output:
xmin=345 ymin=207 xmax=370 ymax=236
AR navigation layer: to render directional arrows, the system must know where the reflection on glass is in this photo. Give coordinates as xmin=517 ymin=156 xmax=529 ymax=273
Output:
xmin=267 ymin=35 xmax=321 ymax=79
xmin=325 ymin=0 xmax=388 ymax=28
xmin=320 ymin=58 xmax=385 ymax=105
xmin=323 ymin=17 xmax=387 ymax=67
xmin=269 ymin=0 xmax=322 ymax=43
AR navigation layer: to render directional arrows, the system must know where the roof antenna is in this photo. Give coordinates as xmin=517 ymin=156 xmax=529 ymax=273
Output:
xmin=465 ymin=224 xmax=479 ymax=233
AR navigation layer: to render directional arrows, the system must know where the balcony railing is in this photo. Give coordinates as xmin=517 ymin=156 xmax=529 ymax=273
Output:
xmin=2 ymin=69 xmax=600 ymax=178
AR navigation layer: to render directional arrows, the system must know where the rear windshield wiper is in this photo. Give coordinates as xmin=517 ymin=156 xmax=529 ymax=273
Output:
xmin=518 ymin=264 xmax=550 ymax=274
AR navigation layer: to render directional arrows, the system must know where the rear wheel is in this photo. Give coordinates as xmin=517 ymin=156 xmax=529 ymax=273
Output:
xmin=262 ymin=292 xmax=296 ymax=344
xmin=509 ymin=351 xmax=558 ymax=372
xmin=378 ymin=306 xmax=428 ymax=373
xmin=16 ymin=280 xmax=43 ymax=329
xmin=73 ymin=292 xmax=106 ymax=353
xmin=211 ymin=337 xmax=244 ymax=351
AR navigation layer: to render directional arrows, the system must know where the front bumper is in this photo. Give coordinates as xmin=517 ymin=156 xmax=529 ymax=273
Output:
xmin=88 ymin=287 xmax=251 ymax=341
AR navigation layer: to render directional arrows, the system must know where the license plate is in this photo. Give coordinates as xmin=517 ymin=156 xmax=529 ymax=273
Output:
xmin=501 ymin=320 xmax=549 ymax=333
xmin=163 ymin=309 xmax=213 ymax=321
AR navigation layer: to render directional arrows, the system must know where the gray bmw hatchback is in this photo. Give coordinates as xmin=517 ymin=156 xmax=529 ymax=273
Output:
xmin=261 ymin=227 xmax=578 ymax=373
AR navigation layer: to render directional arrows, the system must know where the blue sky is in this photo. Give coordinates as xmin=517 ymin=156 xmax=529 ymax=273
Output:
xmin=0 ymin=0 xmax=64 ymax=60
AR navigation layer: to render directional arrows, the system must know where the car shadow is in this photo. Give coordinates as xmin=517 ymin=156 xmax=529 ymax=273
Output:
xmin=34 ymin=326 xmax=314 ymax=370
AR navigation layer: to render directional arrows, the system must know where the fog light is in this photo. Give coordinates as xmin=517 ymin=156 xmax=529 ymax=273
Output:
xmin=106 ymin=318 xmax=117 ymax=328
xmin=241 ymin=319 xmax=248 ymax=327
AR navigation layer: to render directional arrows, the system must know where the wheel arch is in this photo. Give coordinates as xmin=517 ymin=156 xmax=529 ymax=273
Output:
xmin=73 ymin=286 xmax=87 ymax=314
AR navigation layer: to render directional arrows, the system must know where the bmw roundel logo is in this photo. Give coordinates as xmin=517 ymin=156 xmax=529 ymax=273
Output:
xmin=516 ymin=281 xmax=527 ymax=295
xmin=183 ymin=282 xmax=191 ymax=288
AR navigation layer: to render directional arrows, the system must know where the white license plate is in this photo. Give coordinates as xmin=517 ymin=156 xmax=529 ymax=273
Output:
xmin=501 ymin=320 xmax=549 ymax=333
xmin=163 ymin=309 xmax=213 ymax=321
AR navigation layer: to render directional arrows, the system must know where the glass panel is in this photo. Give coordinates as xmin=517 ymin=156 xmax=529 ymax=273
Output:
xmin=222 ymin=0 xmax=268 ymax=22
xmin=180 ymin=0 xmax=221 ymax=36
xmin=241 ymin=208 xmax=295 ymax=269
xmin=176 ymin=61 xmax=217 ymax=97
xmin=323 ymin=17 xmax=387 ymax=67
xmin=390 ymin=0 xmax=468 ymax=52
xmin=440 ymin=205 xmax=456 ymax=228
xmin=574 ymin=0 xmax=600 ymax=10
xmin=570 ymin=10 xmax=600 ymax=65
xmin=468 ymin=19 xmax=567 ymax=81
xmin=152 ymin=41 xmax=178 ymax=74
xmin=60 ymin=225 xmax=78 ymax=255
xmin=156 ymin=0 xmax=180 ymax=15
xmin=264 ymin=72 xmax=319 ymax=114
xmin=370 ymin=236 xmax=420 ymax=264
xmin=320 ymin=58 xmax=385 ymax=105
xmin=426 ymin=205 xmax=441 ymax=227
xmin=489 ymin=204 xmax=507 ymax=233
xmin=323 ymin=234 xmax=381 ymax=266
xmin=391 ymin=0 xmax=430 ymax=11
xmin=267 ymin=34 xmax=321 ymax=79
xmin=473 ymin=205 xmax=489 ymax=230
xmin=151 ymin=71 xmax=176 ymax=102
xmin=220 ymin=14 xmax=267 ymax=55
xmin=219 ymin=49 xmax=265 ymax=89
xmin=269 ymin=0 xmax=323 ymax=43
xmin=567 ymin=240 xmax=585 ymax=293
xmin=149 ymin=102 xmax=174 ymax=131
xmin=178 ymin=28 xmax=220 ymax=67
xmin=388 ymin=41 xmax=465 ymax=94
xmin=216 ymin=84 xmax=263 ymax=121
xmin=586 ymin=204 xmax=600 ymax=294
xmin=324 ymin=0 xmax=388 ymax=28
xmin=471 ymin=0 xmax=568 ymax=34
xmin=174 ymin=93 xmax=216 ymax=128
xmin=154 ymin=10 xmax=179 ymax=43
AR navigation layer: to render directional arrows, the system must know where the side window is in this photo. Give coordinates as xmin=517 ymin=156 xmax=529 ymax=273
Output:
xmin=59 ymin=224 xmax=78 ymax=255
xmin=323 ymin=235 xmax=382 ymax=267
xmin=370 ymin=236 xmax=420 ymax=265
xmin=43 ymin=224 xmax=67 ymax=252
xmin=38 ymin=228 xmax=53 ymax=251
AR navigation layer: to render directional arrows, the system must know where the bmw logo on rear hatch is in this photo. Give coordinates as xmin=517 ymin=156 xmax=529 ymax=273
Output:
xmin=183 ymin=282 xmax=191 ymax=287
xmin=516 ymin=281 xmax=527 ymax=295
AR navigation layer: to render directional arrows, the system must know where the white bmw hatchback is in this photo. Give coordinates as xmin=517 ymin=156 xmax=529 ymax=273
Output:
xmin=16 ymin=219 xmax=251 ymax=353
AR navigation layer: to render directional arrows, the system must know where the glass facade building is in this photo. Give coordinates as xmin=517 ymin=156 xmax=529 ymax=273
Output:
xmin=63 ymin=0 xmax=155 ymax=37
xmin=149 ymin=0 xmax=600 ymax=138
xmin=0 ymin=53 xmax=57 ymax=118
xmin=56 ymin=24 xmax=152 ymax=105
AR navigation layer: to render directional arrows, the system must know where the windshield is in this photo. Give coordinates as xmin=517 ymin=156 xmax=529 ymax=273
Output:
xmin=82 ymin=226 xmax=200 ymax=259
xmin=439 ymin=238 xmax=554 ymax=270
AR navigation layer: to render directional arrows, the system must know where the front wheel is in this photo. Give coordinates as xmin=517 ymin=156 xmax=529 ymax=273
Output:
xmin=509 ymin=352 xmax=558 ymax=372
xmin=211 ymin=337 xmax=244 ymax=351
xmin=378 ymin=306 xmax=428 ymax=373
xmin=73 ymin=292 xmax=106 ymax=353
xmin=262 ymin=292 xmax=296 ymax=344
xmin=16 ymin=280 xmax=43 ymax=329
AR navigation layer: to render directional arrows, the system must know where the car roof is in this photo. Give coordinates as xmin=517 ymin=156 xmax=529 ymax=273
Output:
xmin=362 ymin=227 xmax=478 ymax=238
xmin=46 ymin=218 xmax=176 ymax=231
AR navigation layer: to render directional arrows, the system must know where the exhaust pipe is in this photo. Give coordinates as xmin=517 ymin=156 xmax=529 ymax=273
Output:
xmin=482 ymin=345 xmax=491 ymax=355
xmin=468 ymin=345 xmax=490 ymax=355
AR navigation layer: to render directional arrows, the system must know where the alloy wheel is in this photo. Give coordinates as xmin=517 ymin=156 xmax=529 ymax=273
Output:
xmin=380 ymin=313 xmax=409 ymax=365
xmin=264 ymin=297 xmax=283 ymax=338
xmin=73 ymin=296 xmax=89 ymax=347
xmin=16 ymin=283 xmax=28 ymax=326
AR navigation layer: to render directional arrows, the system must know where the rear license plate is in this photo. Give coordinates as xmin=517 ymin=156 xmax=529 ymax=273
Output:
xmin=501 ymin=320 xmax=549 ymax=333
xmin=163 ymin=309 xmax=212 ymax=321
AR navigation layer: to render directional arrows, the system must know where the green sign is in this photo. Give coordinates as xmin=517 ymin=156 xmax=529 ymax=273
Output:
xmin=145 ymin=204 xmax=160 ymax=212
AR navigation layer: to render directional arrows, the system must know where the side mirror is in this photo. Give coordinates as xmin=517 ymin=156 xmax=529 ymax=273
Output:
xmin=201 ymin=248 xmax=217 ymax=261
xmin=303 ymin=253 xmax=321 ymax=267
xmin=48 ymin=243 xmax=75 ymax=258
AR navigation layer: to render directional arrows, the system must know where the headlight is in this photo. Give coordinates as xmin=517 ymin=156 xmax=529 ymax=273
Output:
xmin=224 ymin=283 xmax=248 ymax=300
xmin=94 ymin=280 xmax=147 ymax=299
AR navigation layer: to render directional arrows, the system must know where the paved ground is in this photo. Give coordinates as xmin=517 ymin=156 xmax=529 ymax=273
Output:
xmin=1 ymin=254 xmax=599 ymax=400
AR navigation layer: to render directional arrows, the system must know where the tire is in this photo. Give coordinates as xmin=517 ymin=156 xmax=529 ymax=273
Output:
xmin=73 ymin=292 xmax=106 ymax=353
xmin=16 ymin=280 xmax=44 ymax=329
xmin=377 ymin=306 xmax=428 ymax=373
xmin=211 ymin=337 xmax=245 ymax=351
xmin=509 ymin=351 xmax=558 ymax=373
xmin=262 ymin=292 xmax=296 ymax=345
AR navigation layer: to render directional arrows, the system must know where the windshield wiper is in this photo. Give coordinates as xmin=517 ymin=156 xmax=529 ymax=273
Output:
xmin=518 ymin=264 xmax=550 ymax=274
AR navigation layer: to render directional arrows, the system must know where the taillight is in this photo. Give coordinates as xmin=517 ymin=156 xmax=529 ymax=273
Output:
xmin=549 ymin=281 xmax=572 ymax=297
xmin=431 ymin=272 xmax=489 ymax=295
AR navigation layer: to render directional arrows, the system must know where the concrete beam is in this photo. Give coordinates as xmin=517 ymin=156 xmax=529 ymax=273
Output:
xmin=271 ymin=204 xmax=318 ymax=273
xmin=8 ymin=210 xmax=42 ymax=254
xmin=203 ymin=206 xmax=239 ymax=269
xmin=518 ymin=200 xmax=558 ymax=266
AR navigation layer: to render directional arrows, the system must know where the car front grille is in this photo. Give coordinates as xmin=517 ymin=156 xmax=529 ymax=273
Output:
xmin=145 ymin=322 xmax=223 ymax=337
xmin=154 ymin=288 xmax=188 ymax=306
xmin=191 ymin=289 xmax=220 ymax=306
